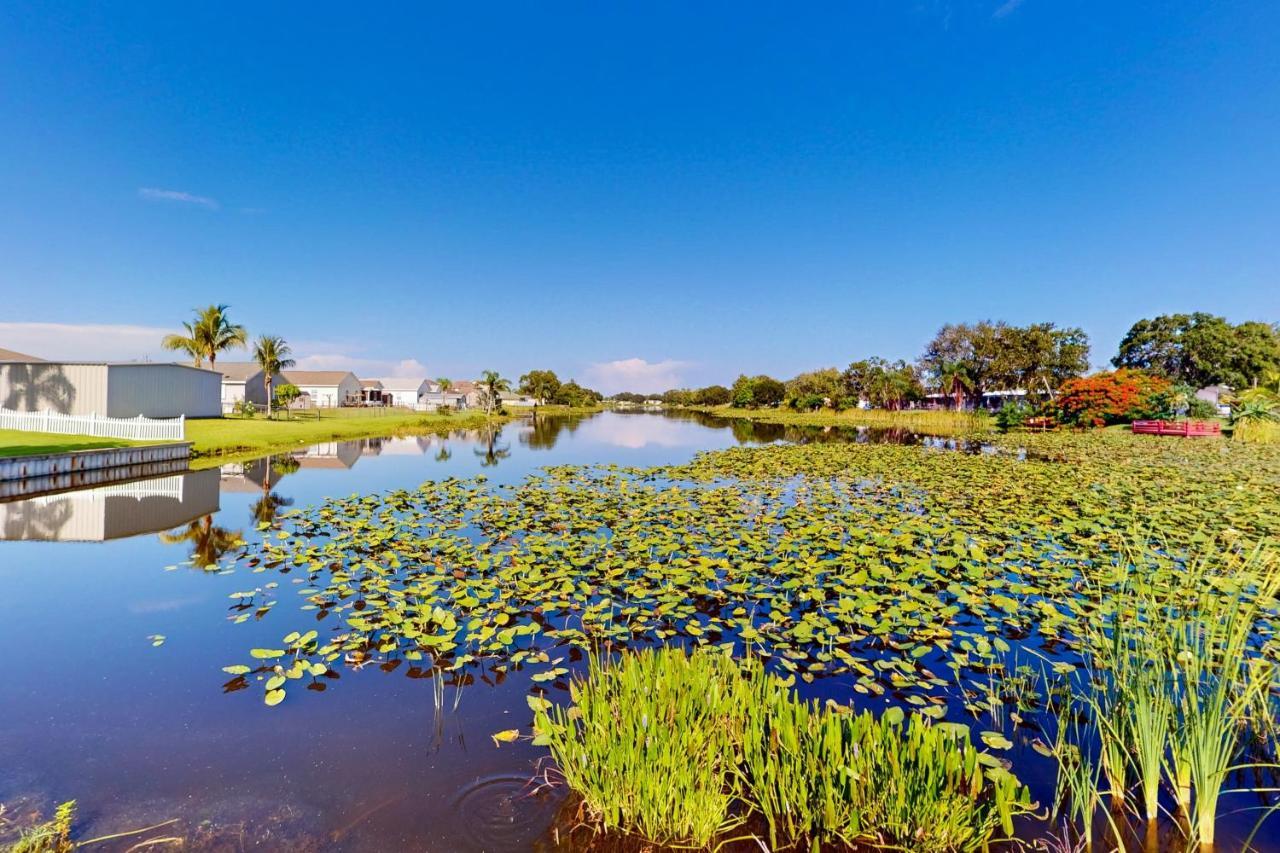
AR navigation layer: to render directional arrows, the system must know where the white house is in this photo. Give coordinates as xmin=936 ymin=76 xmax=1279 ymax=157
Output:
xmin=499 ymin=391 xmax=539 ymax=407
xmin=215 ymin=362 xmax=268 ymax=410
xmin=359 ymin=379 xmax=386 ymax=406
xmin=279 ymin=370 xmax=362 ymax=408
xmin=0 ymin=360 xmax=221 ymax=418
xmin=371 ymin=377 xmax=431 ymax=408
xmin=1196 ymin=385 xmax=1233 ymax=416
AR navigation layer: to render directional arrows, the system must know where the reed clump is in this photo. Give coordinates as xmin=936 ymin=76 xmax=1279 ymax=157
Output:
xmin=1051 ymin=549 xmax=1280 ymax=851
xmin=531 ymin=648 xmax=1033 ymax=851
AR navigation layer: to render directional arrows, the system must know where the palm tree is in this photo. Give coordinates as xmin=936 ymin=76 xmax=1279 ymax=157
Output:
xmin=162 ymin=304 xmax=248 ymax=369
xmin=252 ymin=335 xmax=295 ymax=419
xmin=437 ymin=377 xmax=452 ymax=393
xmin=936 ymin=361 xmax=974 ymax=410
xmin=479 ymin=370 xmax=511 ymax=416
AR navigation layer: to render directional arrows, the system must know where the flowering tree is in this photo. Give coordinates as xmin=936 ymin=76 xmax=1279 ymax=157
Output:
xmin=1056 ymin=369 xmax=1172 ymax=427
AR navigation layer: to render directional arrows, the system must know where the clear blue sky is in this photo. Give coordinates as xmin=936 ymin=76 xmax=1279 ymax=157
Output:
xmin=1 ymin=2 xmax=1277 ymax=392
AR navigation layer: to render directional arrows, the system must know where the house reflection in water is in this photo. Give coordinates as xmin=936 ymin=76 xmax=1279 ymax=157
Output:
xmin=0 ymin=468 xmax=221 ymax=542
xmin=290 ymin=440 xmax=364 ymax=469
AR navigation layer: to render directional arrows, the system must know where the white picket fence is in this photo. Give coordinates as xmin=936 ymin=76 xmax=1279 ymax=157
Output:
xmin=0 ymin=407 xmax=185 ymax=441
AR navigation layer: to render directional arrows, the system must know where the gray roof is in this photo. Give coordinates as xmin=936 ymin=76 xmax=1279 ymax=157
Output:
xmin=215 ymin=362 xmax=264 ymax=381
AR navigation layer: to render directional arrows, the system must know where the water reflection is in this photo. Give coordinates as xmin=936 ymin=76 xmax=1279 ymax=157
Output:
xmin=0 ymin=468 xmax=220 ymax=542
xmin=0 ymin=414 xmax=1011 ymax=546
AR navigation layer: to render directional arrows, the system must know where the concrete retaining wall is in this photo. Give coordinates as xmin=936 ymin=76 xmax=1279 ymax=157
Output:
xmin=0 ymin=442 xmax=192 ymax=483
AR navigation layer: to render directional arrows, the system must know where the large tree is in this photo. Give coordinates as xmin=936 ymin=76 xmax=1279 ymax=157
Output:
xmin=1113 ymin=313 xmax=1280 ymax=388
xmin=731 ymin=374 xmax=785 ymax=408
xmin=162 ymin=304 xmax=248 ymax=369
xmin=518 ymin=369 xmax=561 ymax=404
xmin=920 ymin=321 xmax=1089 ymax=405
xmin=842 ymin=358 xmax=923 ymax=409
xmin=251 ymin=334 xmax=295 ymax=419
xmin=785 ymin=368 xmax=843 ymax=409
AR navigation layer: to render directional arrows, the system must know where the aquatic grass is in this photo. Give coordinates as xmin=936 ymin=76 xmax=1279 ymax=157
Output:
xmin=529 ymin=648 xmax=747 ymax=847
xmin=532 ymin=648 xmax=1033 ymax=852
xmin=2 ymin=801 xmax=74 ymax=853
xmin=1166 ymin=559 xmax=1280 ymax=849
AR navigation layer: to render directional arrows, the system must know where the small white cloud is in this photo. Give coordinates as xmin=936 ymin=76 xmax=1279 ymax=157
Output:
xmin=583 ymin=358 xmax=689 ymax=395
xmin=0 ymin=321 xmax=180 ymax=362
xmin=138 ymin=187 xmax=220 ymax=210
xmin=992 ymin=0 xmax=1025 ymax=18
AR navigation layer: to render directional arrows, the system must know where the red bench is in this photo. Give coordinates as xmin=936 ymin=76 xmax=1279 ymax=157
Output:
xmin=1132 ymin=420 xmax=1221 ymax=437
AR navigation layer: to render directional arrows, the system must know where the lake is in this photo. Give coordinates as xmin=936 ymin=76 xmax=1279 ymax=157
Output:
xmin=0 ymin=411 xmax=1271 ymax=851
xmin=0 ymin=412 xmax=940 ymax=851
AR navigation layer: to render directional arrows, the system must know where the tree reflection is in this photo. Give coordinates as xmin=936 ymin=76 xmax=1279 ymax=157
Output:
xmin=474 ymin=426 xmax=511 ymax=467
xmin=159 ymin=514 xmax=244 ymax=569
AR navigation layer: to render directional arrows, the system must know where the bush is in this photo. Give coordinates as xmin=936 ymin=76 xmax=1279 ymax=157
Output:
xmin=531 ymin=649 xmax=1032 ymax=851
xmin=994 ymin=401 xmax=1032 ymax=431
xmin=1056 ymin=369 xmax=1172 ymax=427
xmin=232 ymin=399 xmax=257 ymax=417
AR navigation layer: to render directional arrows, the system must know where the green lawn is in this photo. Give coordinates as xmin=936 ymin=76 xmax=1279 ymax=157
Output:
xmin=0 ymin=429 xmax=143 ymax=458
xmin=186 ymin=408 xmax=501 ymax=459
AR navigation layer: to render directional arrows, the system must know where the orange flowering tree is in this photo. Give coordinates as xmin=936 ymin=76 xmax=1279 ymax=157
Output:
xmin=1056 ymin=369 xmax=1172 ymax=427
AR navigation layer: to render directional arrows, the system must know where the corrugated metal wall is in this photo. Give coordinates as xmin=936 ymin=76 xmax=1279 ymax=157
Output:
xmin=106 ymin=364 xmax=222 ymax=418
xmin=0 ymin=363 xmax=108 ymax=415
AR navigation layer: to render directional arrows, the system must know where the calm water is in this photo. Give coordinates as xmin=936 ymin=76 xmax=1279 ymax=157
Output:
xmin=0 ymin=412 xmax=1268 ymax=851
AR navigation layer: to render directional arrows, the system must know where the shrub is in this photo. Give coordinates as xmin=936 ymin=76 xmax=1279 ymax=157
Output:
xmin=994 ymin=401 xmax=1032 ymax=431
xmin=232 ymin=399 xmax=257 ymax=417
xmin=1055 ymin=369 xmax=1172 ymax=427
xmin=531 ymin=649 xmax=1032 ymax=851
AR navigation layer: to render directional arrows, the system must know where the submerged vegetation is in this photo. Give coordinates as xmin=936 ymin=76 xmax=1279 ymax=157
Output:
xmin=219 ymin=426 xmax=1280 ymax=848
xmin=530 ymin=648 xmax=1032 ymax=851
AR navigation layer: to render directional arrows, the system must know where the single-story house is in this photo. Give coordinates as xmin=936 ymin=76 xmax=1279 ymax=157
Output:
xmin=359 ymin=379 xmax=387 ymax=406
xmin=499 ymin=391 xmax=539 ymax=407
xmin=450 ymin=380 xmax=481 ymax=409
xmin=1196 ymin=385 xmax=1233 ymax=416
xmin=0 ymin=360 xmax=221 ymax=418
xmin=372 ymin=377 xmax=432 ymax=408
xmin=215 ymin=362 xmax=268 ymax=409
xmin=279 ymin=370 xmax=363 ymax=408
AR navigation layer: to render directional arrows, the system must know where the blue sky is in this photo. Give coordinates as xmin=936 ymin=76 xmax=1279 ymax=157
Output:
xmin=1 ymin=2 xmax=1277 ymax=392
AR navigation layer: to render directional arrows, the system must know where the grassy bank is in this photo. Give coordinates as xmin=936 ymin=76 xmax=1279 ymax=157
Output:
xmin=686 ymin=404 xmax=993 ymax=435
xmin=0 ymin=429 xmax=143 ymax=458
xmin=186 ymin=408 xmax=503 ymax=460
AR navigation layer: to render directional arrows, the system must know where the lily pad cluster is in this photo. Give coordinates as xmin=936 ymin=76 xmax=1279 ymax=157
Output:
xmin=223 ymin=435 xmax=1280 ymax=707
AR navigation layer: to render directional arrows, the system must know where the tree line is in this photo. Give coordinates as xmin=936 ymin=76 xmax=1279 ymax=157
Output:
xmin=609 ymin=314 xmax=1280 ymax=413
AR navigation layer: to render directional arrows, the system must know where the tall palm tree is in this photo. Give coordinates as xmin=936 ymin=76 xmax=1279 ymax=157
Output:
xmin=479 ymin=370 xmax=511 ymax=416
xmin=162 ymin=304 xmax=248 ymax=369
xmin=252 ymin=335 xmax=295 ymax=419
xmin=936 ymin=361 xmax=974 ymax=410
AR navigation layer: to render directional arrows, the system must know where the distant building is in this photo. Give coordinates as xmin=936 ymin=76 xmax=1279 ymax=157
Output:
xmin=0 ymin=360 xmax=221 ymax=418
xmin=359 ymin=379 xmax=387 ymax=406
xmin=1196 ymin=385 xmax=1233 ymax=416
xmin=215 ymin=362 xmax=267 ymax=410
xmin=371 ymin=377 xmax=431 ymax=408
xmin=499 ymin=391 xmax=539 ymax=407
xmin=450 ymin=380 xmax=482 ymax=409
xmin=278 ymin=370 xmax=362 ymax=408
